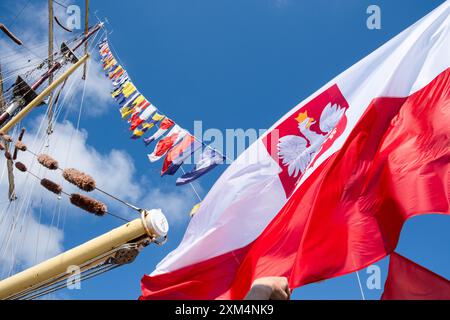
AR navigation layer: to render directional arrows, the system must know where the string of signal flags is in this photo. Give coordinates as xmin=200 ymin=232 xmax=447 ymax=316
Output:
xmin=99 ymin=38 xmax=225 ymax=186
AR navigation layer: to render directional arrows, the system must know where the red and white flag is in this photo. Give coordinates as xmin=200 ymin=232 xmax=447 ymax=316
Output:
xmin=147 ymin=125 xmax=186 ymax=162
xmin=129 ymin=102 xmax=156 ymax=131
xmin=144 ymin=118 xmax=175 ymax=146
xmin=140 ymin=2 xmax=450 ymax=300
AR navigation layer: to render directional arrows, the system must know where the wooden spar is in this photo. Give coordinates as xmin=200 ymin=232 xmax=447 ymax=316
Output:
xmin=0 ymin=22 xmax=103 ymax=127
xmin=46 ymin=0 xmax=55 ymax=135
xmin=0 ymin=210 xmax=168 ymax=300
xmin=0 ymin=63 xmax=16 ymax=199
xmin=0 ymin=23 xmax=23 ymax=46
xmin=0 ymin=54 xmax=90 ymax=135
xmin=82 ymin=0 xmax=89 ymax=80
xmin=0 ymin=62 xmax=4 ymax=112
xmin=48 ymin=0 xmax=54 ymax=85
xmin=5 ymin=142 xmax=16 ymax=201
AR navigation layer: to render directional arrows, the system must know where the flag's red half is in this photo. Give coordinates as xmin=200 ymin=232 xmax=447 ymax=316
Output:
xmin=140 ymin=68 xmax=450 ymax=300
xmin=381 ymin=252 xmax=450 ymax=300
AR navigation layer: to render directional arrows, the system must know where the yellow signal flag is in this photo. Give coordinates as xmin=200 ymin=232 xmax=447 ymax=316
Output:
xmin=190 ymin=202 xmax=201 ymax=217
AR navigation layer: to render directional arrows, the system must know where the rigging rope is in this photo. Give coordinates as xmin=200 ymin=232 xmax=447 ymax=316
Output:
xmin=180 ymin=165 xmax=202 ymax=203
xmin=21 ymin=170 xmax=130 ymax=222
xmin=0 ymin=23 xmax=115 ymax=289
xmin=104 ymin=34 xmax=230 ymax=164
xmin=5 ymin=0 xmax=31 ymax=28
xmin=0 ymin=21 xmax=175 ymax=300
xmin=355 ymin=270 xmax=366 ymax=300
xmin=26 ymin=148 xmax=143 ymax=214
xmin=0 ymin=50 xmax=83 ymax=279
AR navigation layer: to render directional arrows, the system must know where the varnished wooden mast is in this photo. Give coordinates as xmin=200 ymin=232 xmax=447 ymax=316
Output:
xmin=0 ymin=60 xmax=16 ymax=200
xmin=0 ymin=62 xmax=4 ymax=112
xmin=82 ymin=0 xmax=89 ymax=80
xmin=46 ymin=0 xmax=55 ymax=135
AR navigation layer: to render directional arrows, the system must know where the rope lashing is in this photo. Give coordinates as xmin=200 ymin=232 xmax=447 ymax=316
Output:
xmin=14 ymin=141 xmax=26 ymax=152
xmin=4 ymin=151 xmax=12 ymax=160
xmin=1 ymin=134 xmax=16 ymax=160
xmin=2 ymin=134 xmax=12 ymax=142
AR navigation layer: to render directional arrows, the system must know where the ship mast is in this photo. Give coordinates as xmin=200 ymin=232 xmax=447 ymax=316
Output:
xmin=46 ymin=0 xmax=55 ymax=135
xmin=0 ymin=62 xmax=16 ymax=200
xmin=0 ymin=5 xmax=170 ymax=300
xmin=0 ymin=22 xmax=103 ymax=131
xmin=0 ymin=18 xmax=27 ymax=204
xmin=0 ymin=63 xmax=4 ymax=112
xmin=0 ymin=54 xmax=90 ymax=134
xmin=82 ymin=0 xmax=89 ymax=80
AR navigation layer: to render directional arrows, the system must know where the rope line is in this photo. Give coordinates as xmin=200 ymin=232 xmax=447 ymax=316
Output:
xmin=23 ymin=168 xmax=130 ymax=223
xmin=180 ymin=166 xmax=202 ymax=202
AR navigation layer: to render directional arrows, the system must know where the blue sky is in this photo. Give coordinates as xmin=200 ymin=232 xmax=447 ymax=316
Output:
xmin=0 ymin=0 xmax=448 ymax=300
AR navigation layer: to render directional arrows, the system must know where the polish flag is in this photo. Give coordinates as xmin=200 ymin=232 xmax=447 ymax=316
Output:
xmin=141 ymin=3 xmax=450 ymax=300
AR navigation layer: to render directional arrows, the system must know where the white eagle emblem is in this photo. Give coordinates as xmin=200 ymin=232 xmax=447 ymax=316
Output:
xmin=277 ymin=103 xmax=345 ymax=177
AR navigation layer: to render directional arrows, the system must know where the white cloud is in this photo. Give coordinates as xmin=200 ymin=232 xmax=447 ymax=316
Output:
xmin=0 ymin=203 xmax=64 ymax=274
xmin=82 ymin=58 xmax=114 ymax=115
xmin=141 ymin=184 xmax=202 ymax=226
xmin=0 ymin=1 xmax=203 ymax=290
xmin=0 ymin=115 xmax=141 ymax=218
xmin=0 ymin=114 xmax=202 ymax=278
xmin=37 ymin=118 xmax=141 ymax=203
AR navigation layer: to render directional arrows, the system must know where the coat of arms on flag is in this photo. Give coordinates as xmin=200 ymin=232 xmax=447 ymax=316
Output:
xmin=263 ymin=84 xmax=349 ymax=196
